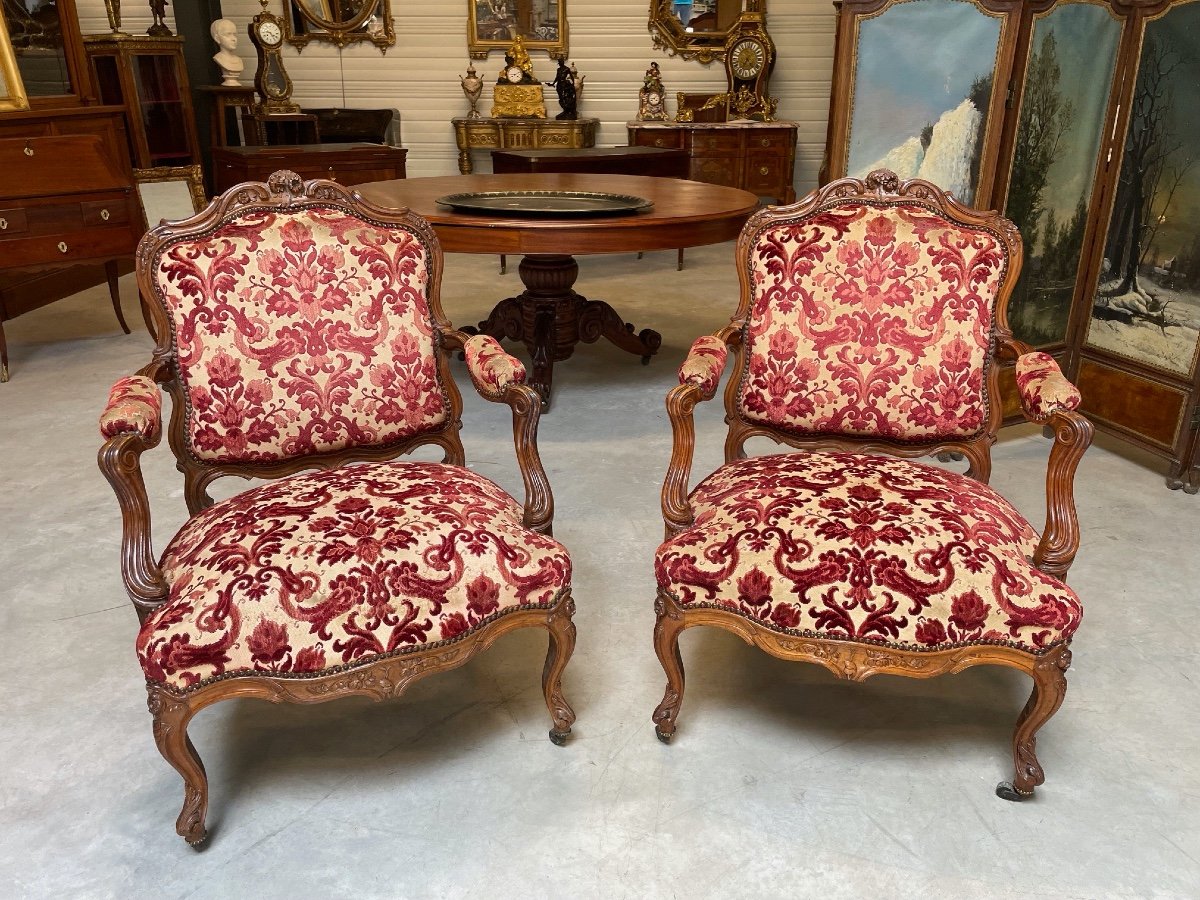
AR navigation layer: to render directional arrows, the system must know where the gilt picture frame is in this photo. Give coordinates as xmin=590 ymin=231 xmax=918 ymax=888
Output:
xmin=0 ymin=9 xmax=29 ymax=112
xmin=468 ymin=0 xmax=568 ymax=61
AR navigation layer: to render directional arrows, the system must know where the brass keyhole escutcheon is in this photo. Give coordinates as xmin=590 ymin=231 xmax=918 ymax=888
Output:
xmin=58 ymin=241 xmax=69 ymax=253
xmin=760 ymin=166 xmax=770 ymax=176
xmin=100 ymin=208 xmax=111 ymax=221
xmin=23 ymin=145 xmax=34 ymax=157
xmin=761 ymin=138 xmax=770 ymax=147
xmin=0 ymin=218 xmax=6 ymax=230
xmin=654 ymin=139 xmax=664 ymax=147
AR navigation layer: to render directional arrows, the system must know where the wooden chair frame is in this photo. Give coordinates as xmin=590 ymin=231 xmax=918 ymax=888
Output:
xmin=652 ymin=170 xmax=1093 ymax=800
xmin=99 ymin=171 xmax=576 ymax=845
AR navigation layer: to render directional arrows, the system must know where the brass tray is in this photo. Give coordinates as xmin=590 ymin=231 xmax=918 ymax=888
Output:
xmin=435 ymin=190 xmax=653 ymax=217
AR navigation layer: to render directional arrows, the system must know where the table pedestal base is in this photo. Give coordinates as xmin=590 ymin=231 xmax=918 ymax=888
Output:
xmin=465 ymin=254 xmax=662 ymax=408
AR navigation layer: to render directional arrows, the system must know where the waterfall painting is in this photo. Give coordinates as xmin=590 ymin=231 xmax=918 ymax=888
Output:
xmin=846 ymin=0 xmax=1004 ymax=206
xmin=1004 ymin=3 xmax=1122 ymax=348
xmin=1086 ymin=1 xmax=1200 ymax=378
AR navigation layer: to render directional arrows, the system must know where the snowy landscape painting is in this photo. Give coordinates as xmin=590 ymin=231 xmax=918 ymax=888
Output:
xmin=1086 ymin=2 xmax=1200 ymax=378
xmin=847 ymin=0 xmax=1003 ymax=205
xmin=1004 ymin=4 xmax=1121 ymax=347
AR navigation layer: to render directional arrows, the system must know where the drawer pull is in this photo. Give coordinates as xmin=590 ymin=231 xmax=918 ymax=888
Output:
xmin=327 ymin=167 xmax=338 ymax=181
xmin=654 ymin=138 xmax=664 ymax=147
xmin=100 ymin=208 xmax=110 ymax=221
xmin=760 ymin=166 xmax=770 ymax=176
xmin=23 ymin=144 xmax=34 ymax=157
xmin=57 ymin=241 xmax=69 ymax=254
xmin=0 ymin=218 xmax=6 ymax=230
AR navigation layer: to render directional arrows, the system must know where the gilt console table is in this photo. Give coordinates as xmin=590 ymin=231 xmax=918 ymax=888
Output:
xmin=452 ymin=117 xmax=599 ymax=174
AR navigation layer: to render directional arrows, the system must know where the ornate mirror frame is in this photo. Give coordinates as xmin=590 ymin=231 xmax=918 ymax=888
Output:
xmin=284 ymin=0 xmax=396 ymax=52
xmin=649 ymin=0 xmax=762 ymax=63
xmin=468 ymin=0 xmax=568 ymax=61
xmin=0 ymin=12 xmax=29 ymax=111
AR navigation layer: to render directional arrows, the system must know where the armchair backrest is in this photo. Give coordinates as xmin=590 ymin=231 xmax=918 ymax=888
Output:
xmin=727 ymin=169 xmax=1022 ymax=463
xmin=136 ymin=171 xmax=461 ymax=500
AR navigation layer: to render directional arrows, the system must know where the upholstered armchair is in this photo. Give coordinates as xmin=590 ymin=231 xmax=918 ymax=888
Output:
xmin=653 ymin=170 xmax=1093 ymax=800
xmin=98 ymin=171 xmax=576 ymax=846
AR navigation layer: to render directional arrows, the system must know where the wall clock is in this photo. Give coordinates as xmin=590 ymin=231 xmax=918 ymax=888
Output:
xmin=250 ymin=0 xmax=300 ymax=114
xmin=723 ymin=15 xmax=777 ymax=121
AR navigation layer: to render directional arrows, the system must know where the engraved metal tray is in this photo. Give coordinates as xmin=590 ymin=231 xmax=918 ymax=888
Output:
xmin=435 ymin=190 xmax=653 ymax=216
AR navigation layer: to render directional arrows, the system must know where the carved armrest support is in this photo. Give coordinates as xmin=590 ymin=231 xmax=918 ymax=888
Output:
xmin=1032 ymin=409 xmax=1094 ymax=580
xmin=663 ymin=332 xmax=734 ymax=535
xmin=447 ymin=330 xmax=554 ymax=535
xmin=1013 ymin=351 xmax=1082 ymax=423
xmin=98 ymin=377 xmax=169 ymax=621
xmin=677 ymin=334 xmax=729 ymax=399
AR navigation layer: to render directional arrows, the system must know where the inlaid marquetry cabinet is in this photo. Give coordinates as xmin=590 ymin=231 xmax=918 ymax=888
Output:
xmin=628 ymin=121 xmax=797 ymax=204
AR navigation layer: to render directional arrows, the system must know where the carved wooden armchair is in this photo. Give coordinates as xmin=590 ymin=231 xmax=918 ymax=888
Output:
xmin=653 ymin=170 xmax=1093 ymax=800
xmin=98 ymin=171 xmax=576 ymax=846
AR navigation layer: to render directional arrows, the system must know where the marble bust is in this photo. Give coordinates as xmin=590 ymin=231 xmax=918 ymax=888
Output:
xmin=210 ymin=18 xmax=243 ymax=87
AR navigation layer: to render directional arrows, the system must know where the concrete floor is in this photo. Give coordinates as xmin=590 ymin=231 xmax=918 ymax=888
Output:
xmin=1 ymin=244 xmax=1198 ymax=899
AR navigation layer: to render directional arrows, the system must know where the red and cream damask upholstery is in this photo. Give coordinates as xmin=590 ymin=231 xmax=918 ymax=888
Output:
xmin=657 ymin=452 xmax=1081 ymax=654
xmin=678 ymin=335 xmax=729 ymax=398
xmin=739 ymin=205 xmax=1006 ymax=441
xmin=1014 ymin=351 xmax=1082 ymax=421
xmin=464 ymin=334 xmax=527 ymax=396
xmin=148 ymin=209 xmax=447 ymax=464
xmin=100 ymin=375 xmax=162 ymax=441
xmin=138 ymin=462 xmax=570 ymax=691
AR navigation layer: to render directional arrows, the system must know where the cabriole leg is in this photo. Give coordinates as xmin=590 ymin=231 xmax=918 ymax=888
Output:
xmin=148 ymin=684 xmax=210 ymax=846
xmin=996 ymin=643 xmax=1071 ymax=801
xmin=543 ymin=593 xmax=577 ymax=745
xmin=651 ymin=592 xmax=687 ymax=743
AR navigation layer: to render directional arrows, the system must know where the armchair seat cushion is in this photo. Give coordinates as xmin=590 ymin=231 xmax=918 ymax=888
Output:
xmin=655 ymin=452 xmax=1081 ymax=654
xmin=138 ymin=461 xmax=570 ymax=691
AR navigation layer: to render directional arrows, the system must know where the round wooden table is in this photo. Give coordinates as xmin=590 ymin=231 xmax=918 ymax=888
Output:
xmin=357 ymin=173 xmax=758 ymax=408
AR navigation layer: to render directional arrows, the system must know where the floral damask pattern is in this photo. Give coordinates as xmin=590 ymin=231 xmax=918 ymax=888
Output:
xmin=1014 ymin=351 xmax=1081 ymax=421
xmin=656 ymin=452 xmax=1081 ymax=653
xmin=100 ymin=375 xmax=162 ymax=440
xmin=137 ymin=461 xmax=571 ymax=690
xmin=678 ymin=335 xmax=729 ymax=397
xmin=738 ymin=204 xmax=1006 ymax=440
xmin=151 ymin=208 xmax=447 ymax=463
xmin=463 ymin=334 xmax=526 ymax=394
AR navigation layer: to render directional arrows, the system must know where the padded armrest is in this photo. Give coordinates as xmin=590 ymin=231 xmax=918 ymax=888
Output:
xmin=677 ymin=335 xmax=729 ymax=397
xmin=100 ymin=375 xmax=162 ymax=441
xmin=1014 ymin=352 xmax=1081 ymax=422
xmin=463 ymin=334 xmax=527 ymax=395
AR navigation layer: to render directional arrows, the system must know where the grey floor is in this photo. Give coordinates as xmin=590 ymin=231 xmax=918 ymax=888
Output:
xmin=1 ymin=244 xmax=1198 ymax=899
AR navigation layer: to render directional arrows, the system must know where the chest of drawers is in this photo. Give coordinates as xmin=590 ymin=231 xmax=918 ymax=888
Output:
xmin=211 ymin=143 xmax=408 ymax=194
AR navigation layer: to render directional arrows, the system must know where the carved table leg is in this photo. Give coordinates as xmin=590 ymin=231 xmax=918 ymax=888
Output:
xmin=543 ymin=592 xmax=578 ymax=745
xmin=465 ymin=254 xmax=662 ymax=410
xmin=106 ymin=260 xmax=131 ymax=335
xmin=148 ymin=684 xmax=210 ymax=846
xmin=457 ymin=149 xmax=473 ymax=175
xmin=651 ymin=592 xmax=687 ymax=743
xmin=996 ymin=643 xmax=1070 ymax=801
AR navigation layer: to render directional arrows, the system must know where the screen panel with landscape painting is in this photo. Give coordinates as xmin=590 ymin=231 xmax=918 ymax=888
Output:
xmin=1004 ymin=1 xmax=1122 ymax=347
xmin=1086 ymin=0 xmax=1200 ymax=379
xmin=846 ymin=0 xmax=1005 ymax=207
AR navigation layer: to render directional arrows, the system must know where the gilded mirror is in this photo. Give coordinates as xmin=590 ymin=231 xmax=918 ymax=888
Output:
xmin=648 ymin=0 xmax=755 ymax=62
xmin=0 ymin=6 xmax=29 ymax=111
xmin=2 ymin=0 xmax=73 ymax=99
xmin=284 ymin=0 xmax=395 ymax=52
xmin=468 ymin=0 xmax=567 ymax=61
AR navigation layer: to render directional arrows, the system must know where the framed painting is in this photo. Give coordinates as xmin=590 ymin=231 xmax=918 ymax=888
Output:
xmin=1001 ymin=0 xmax=1127 ymax=348
xmin=823 ymin=0 xmax=1021 ymax=208
xmin=1084 ymin=0 xmax=1200 ymax=382
xmin=468 ymin=0 xmax=567 ymax=61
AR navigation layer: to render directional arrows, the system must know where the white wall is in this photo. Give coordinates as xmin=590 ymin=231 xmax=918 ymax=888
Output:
xmin=82 ymin=1 xmax=835 ymax=187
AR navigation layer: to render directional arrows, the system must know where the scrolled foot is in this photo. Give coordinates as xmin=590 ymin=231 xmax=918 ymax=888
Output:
xmin=995 ymin=781 xmax=1032 ymax=802
xmin=655 ymin=727 xmax=673 ymax=744
xmin=549 ymin=728 xmax=570 ymax=746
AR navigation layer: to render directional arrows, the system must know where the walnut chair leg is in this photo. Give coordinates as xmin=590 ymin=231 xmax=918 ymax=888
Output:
xmin=651 ymin=593 xmax=687 ymax=743
xmin=543 ymin=594 xmax=577 ymax=745
xmin=996 ymin=644 xmax=1071 ymax=801
xmin=148 ymin=685 xmax=210 ymax=846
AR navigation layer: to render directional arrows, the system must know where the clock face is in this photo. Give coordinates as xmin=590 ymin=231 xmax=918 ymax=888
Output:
xmin=505 ymin=65 xmax=524 ymax=83
xmin=730 ymin=39 xmax=766 ymax=80
xmin=648 ymin=91 xmax=661 ymax=106
xmin=258 ymin=21 xmax=282 ymax=47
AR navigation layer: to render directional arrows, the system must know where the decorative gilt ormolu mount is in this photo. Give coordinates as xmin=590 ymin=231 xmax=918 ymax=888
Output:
xmin=649 ymin=0 xmax=771 ymax=63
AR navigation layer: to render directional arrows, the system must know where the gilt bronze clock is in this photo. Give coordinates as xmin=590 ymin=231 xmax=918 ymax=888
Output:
xmin=723 ymin=14 xmax=777 ymax=121
xmin=250 ymin=0 xmax=300 ymax=114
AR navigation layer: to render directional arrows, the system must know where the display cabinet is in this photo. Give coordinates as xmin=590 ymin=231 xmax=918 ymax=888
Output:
xmin=84 ymin=34 xmax=201 ymax=173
